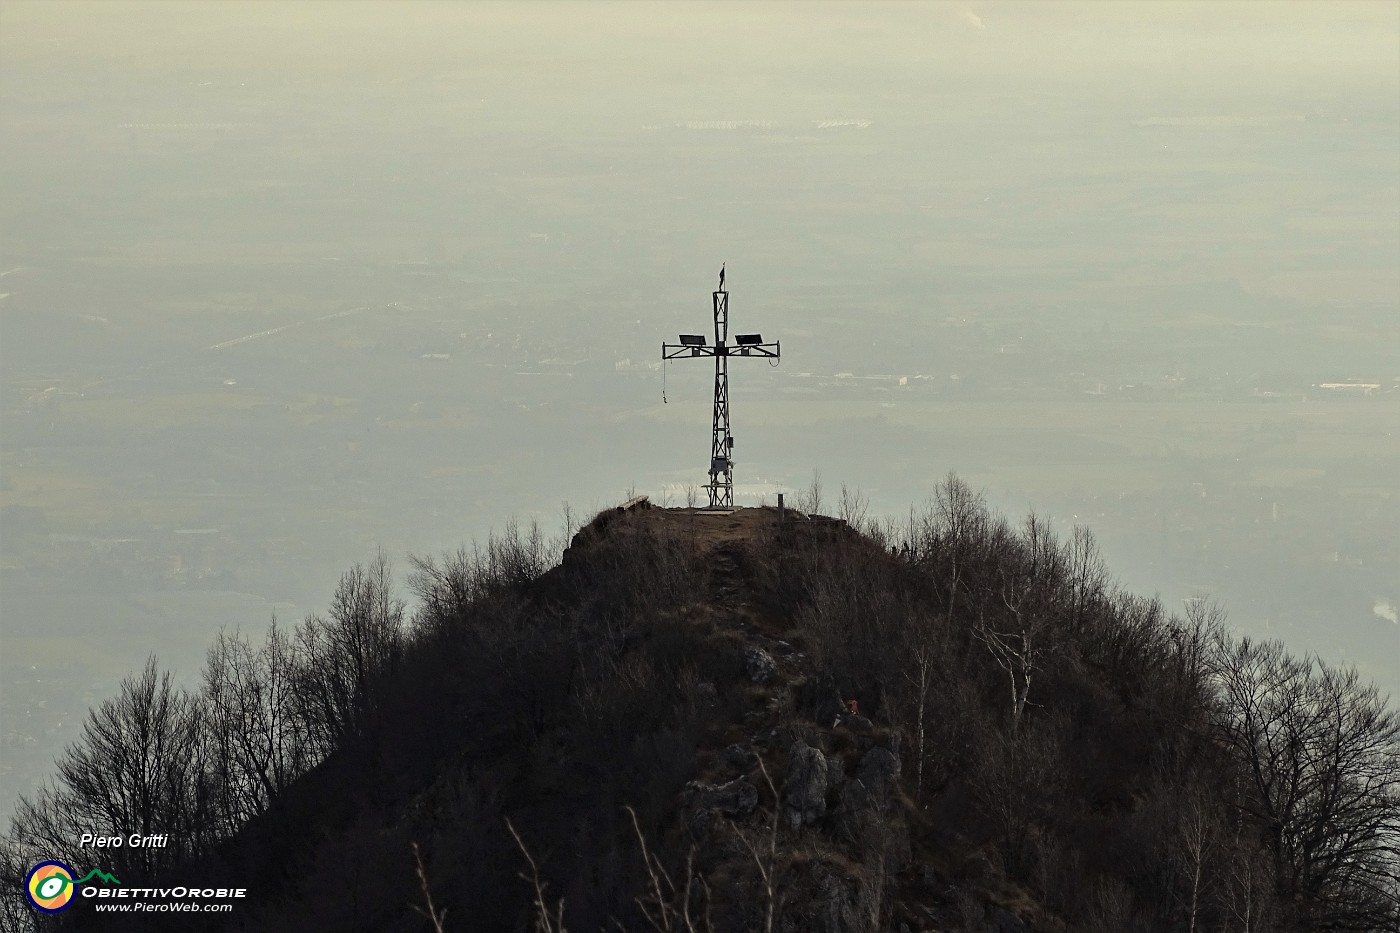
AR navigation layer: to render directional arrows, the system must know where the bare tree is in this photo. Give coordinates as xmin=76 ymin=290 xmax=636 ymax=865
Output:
xmin=410 ymin=519 xmax=555 ymax=636
xmin=975 ymin=527 xmax=1053 ymax=731
xmin=928 ymin=473 xmax=989 ymax=630
xmin=295 ymin=551 xmax=406 ymax=755
xmin=796 ymin=469 xmax=823 ymax=516
xmin=487 ymin=517 xmax=552 ymax=588
xmin=974 ymin=513 xmax=1066 ymax=731
xmin=973 ymin=724 xmax=1062 ymax=877
xmin=408 ymin=546 xmax=479 ymax=637
xmin=1179 ymin=800 xmax=1213 ymax=933
xmin=1165 ymin=598 xmax=1228 ymax=732
xmin=1222 ymin=837 xmax=1278 ymax=933
xmin=54 ymin=657 xmax=205 ymax=878
xmin=902 ymin=635 xmax=936 ymax=801
xmin=1211 ymin=636 xmax=1400 ymax=930
xmin=1163 ymin=778 xmax=1221 ymax=933
xmin=0 ymin=836 xmax=41 ymax=931
xmin=974 ymin=596 xmax=1042 ymax=733
xmin=838 ymin=483 xmax=870 ymax=530
xmin=562 ymin=500 xmax=577 ymax=543
xmin=5 ymin=779 xmax=86 ymax=905
xmin=1064 ymin=524 xmax=1108 ymax=636
xmin=202 ymin=617 xmax=307 ymax=832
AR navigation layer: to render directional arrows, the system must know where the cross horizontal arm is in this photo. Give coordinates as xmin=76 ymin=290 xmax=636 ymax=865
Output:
xmin=661 ymin=341 xmax=780 ymax=360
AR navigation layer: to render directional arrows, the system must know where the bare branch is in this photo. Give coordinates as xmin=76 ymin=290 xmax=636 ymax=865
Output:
xmin=507 ymin=818 xmax=566 ymax=933
xmin=411 ymin=842 xmax=448 ymax=933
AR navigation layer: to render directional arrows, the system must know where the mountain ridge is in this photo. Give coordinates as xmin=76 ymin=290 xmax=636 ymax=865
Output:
xmin=7 ymin=485 xmax=1398 ymax=932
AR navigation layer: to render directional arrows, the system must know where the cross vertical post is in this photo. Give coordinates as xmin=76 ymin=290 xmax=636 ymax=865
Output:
xmin=662 ymin=267 xmax=780 ymax=508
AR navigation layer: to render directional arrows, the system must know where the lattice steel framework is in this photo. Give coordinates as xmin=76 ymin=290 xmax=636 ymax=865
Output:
xmin=661 ymin=266 xmax=780 ymax=508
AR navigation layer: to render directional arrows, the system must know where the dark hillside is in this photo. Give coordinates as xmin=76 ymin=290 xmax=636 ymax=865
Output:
xmin=7 ymin=486 xmax=1398 ymax=932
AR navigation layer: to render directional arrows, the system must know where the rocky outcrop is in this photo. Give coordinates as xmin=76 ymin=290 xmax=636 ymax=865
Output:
xmin=837 ymin=744 xmax=903 ymax=840
xmin=724 ymin=743 xmax=758 ymax=771
xmin=854 ymin=745 xmax=900 ymax=805
xmin=983 ymin=906 xmax=1029 ymax=933
xmin=743 ymin=645 xmax=777 ymax=683
xmin=683 ymin=777 xmax=758 ymax=835
xmin=784 ymin=740 xmax=842 ymax=828
xmin=685 ymin=777 xmax=758 ymax=817
xmin=796 ymin=674 xmax=849 ymax=725
xmin=776 ymin=864 xmax=862 ymax=933
xmin=693 ymin=681 xmax=720 ymax=710
xmin=839 ymin=713 xmax=875 ymax=734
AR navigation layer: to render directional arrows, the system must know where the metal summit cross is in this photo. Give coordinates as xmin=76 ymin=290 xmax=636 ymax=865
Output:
xmin=661 ymin=265 xmax=780 ymax=509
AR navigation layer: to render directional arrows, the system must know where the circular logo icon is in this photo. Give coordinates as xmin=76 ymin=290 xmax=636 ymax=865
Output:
xmin=26 ymin=861 xmax=77 ymax=913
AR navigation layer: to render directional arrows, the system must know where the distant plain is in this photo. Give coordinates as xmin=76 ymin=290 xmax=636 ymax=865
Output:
xmin=2 ymin=0 xmax=1396 ymax=822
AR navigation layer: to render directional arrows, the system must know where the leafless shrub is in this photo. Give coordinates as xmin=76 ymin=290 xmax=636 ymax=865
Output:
xmin=838 ymin=483 xmax=870 ymax=530
xmin=409 ymin=520 xmax=555 ymax=635
xmin=956 ymin=888 xmax=985 ymax=933
xmin=731 ymin=755 xmax=781 ymax=933
xmin=562 ymin=500 xmax=577 ymax=543
xmin=972 ymin=721 xmax=1065 ymax=879
xmin=1085 ymin=877 xmax=1137 ymax=933
xmin=507 ymin=818 xmax=567 ymax=933
xmin=795 ymin=469 xmax=823 ymax=515
xmin=625 ymin=805 xmax=712 ymax=933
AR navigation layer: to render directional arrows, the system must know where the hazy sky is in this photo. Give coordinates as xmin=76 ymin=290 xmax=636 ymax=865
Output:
xmin=4 ymin=2 xmax=1397 ymax=111
xmin=2 ymin=0 xmax=1397 ymax=823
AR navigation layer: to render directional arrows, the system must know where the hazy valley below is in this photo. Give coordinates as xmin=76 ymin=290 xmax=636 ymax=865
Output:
xmin=1 ymin=1 xmax=1397 ymax=829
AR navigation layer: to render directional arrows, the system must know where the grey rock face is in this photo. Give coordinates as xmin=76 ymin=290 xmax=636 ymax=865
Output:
xmin=815 ymin=865 xmax=861 ymax=933
xmin=724 ymin=743 xmax=758 ymax=771
xmin=836 ymin=745 xmax=902 ymax=840
xmin=784 ymin=741 xmax=841 ymax=828
xmin=983 ymin=906 xmax=1028 ymax=933
xmin=694 ymin=681 xmax=720 ymax=709
xmin=769 ymin=639 xmax=800 ymax=660
xmin=684 ymin=777 xmax=758 ymax=818
xmin=840 ymin=713 xmax=874 ymax=734
xmin=855 ymin=745 xmax=900 ymax=804
xmin=743 ymin=645 xmax=777 ymax=683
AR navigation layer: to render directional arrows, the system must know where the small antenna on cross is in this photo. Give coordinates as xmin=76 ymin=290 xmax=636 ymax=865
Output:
xmin=660 ymin=266 xmax=780 ymax=509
